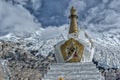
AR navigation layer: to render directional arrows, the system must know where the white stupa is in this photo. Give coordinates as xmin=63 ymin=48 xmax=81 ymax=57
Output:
xmin=42 ymin=7 xmax=103 ymax=80
xmin=54 ymin=6 xmax=94 ymax=63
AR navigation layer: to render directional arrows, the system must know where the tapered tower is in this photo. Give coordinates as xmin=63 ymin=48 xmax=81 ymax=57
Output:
xmin=68 ymin=6 xmax=79 ymax=39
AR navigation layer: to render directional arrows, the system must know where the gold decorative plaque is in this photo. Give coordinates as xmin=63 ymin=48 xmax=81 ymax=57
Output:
xmin=60 ymin=38 xmax=84 ymax=62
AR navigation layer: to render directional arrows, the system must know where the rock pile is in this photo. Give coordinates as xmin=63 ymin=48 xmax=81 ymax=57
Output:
xmin=0 ymin=40 xmax=53 ymax=80
xmin=100 ymin=68 xmax=120 ymax=80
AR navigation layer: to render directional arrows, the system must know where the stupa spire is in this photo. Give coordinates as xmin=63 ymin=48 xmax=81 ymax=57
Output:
xmin=68 ymin=6 xmax=79 ymax=38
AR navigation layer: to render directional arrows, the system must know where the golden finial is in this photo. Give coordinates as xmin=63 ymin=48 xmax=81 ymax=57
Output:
xmin=69 ymin=6 xmax=78 ymax=34
xmin=71 ymin=6 xmax=77 ymax=16
xmin=58 ymin=77 xmax=64 ymax=80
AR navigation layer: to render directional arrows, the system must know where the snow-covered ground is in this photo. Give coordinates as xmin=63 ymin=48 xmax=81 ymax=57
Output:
xmin=0 ymin=0 xmax=120 ymax=69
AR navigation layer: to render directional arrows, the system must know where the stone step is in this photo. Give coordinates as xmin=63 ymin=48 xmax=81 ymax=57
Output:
xmin=51 ymin=62 xmax=93 ymax=65
xmin=50 ymin=64 xmax=96 ymax=69
xmin=42 ymin=78 xmax=100 ymax=80
xmin=44 ymin=72 xmax=100 ymax=79
xmin=51 ymin=62 xmax=95 ymax=67
xmin=42 ymin=77 xmax=100 ymax=80
xmin=48 ymin=68 xmax=99 ymax=73
xmin=43 ymin=74 xmax=101 ymax=80
xmin=45 ymin=71 xmax=100 ymax=76
xmin=50 ymin=63 xmax=96 ymax=70
xmin=47 ymin=69 xmax=99 ymax=75
xmin=50 ymin=66 xmax=96 ymax=71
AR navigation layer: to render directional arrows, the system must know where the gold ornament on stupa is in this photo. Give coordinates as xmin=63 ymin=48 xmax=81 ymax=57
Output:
xmin=61 ymin=38 xmax=84 ymax=62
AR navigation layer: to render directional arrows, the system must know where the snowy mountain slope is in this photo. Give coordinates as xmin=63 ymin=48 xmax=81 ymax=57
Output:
xmin=0 ymin=25 xmax=120 ymax=69
xmin=93 ymin=39 xmax=120 ymax=69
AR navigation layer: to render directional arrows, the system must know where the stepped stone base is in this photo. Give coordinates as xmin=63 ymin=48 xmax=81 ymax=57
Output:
xmin=42 ymin=62 xmax=102 ymax=80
